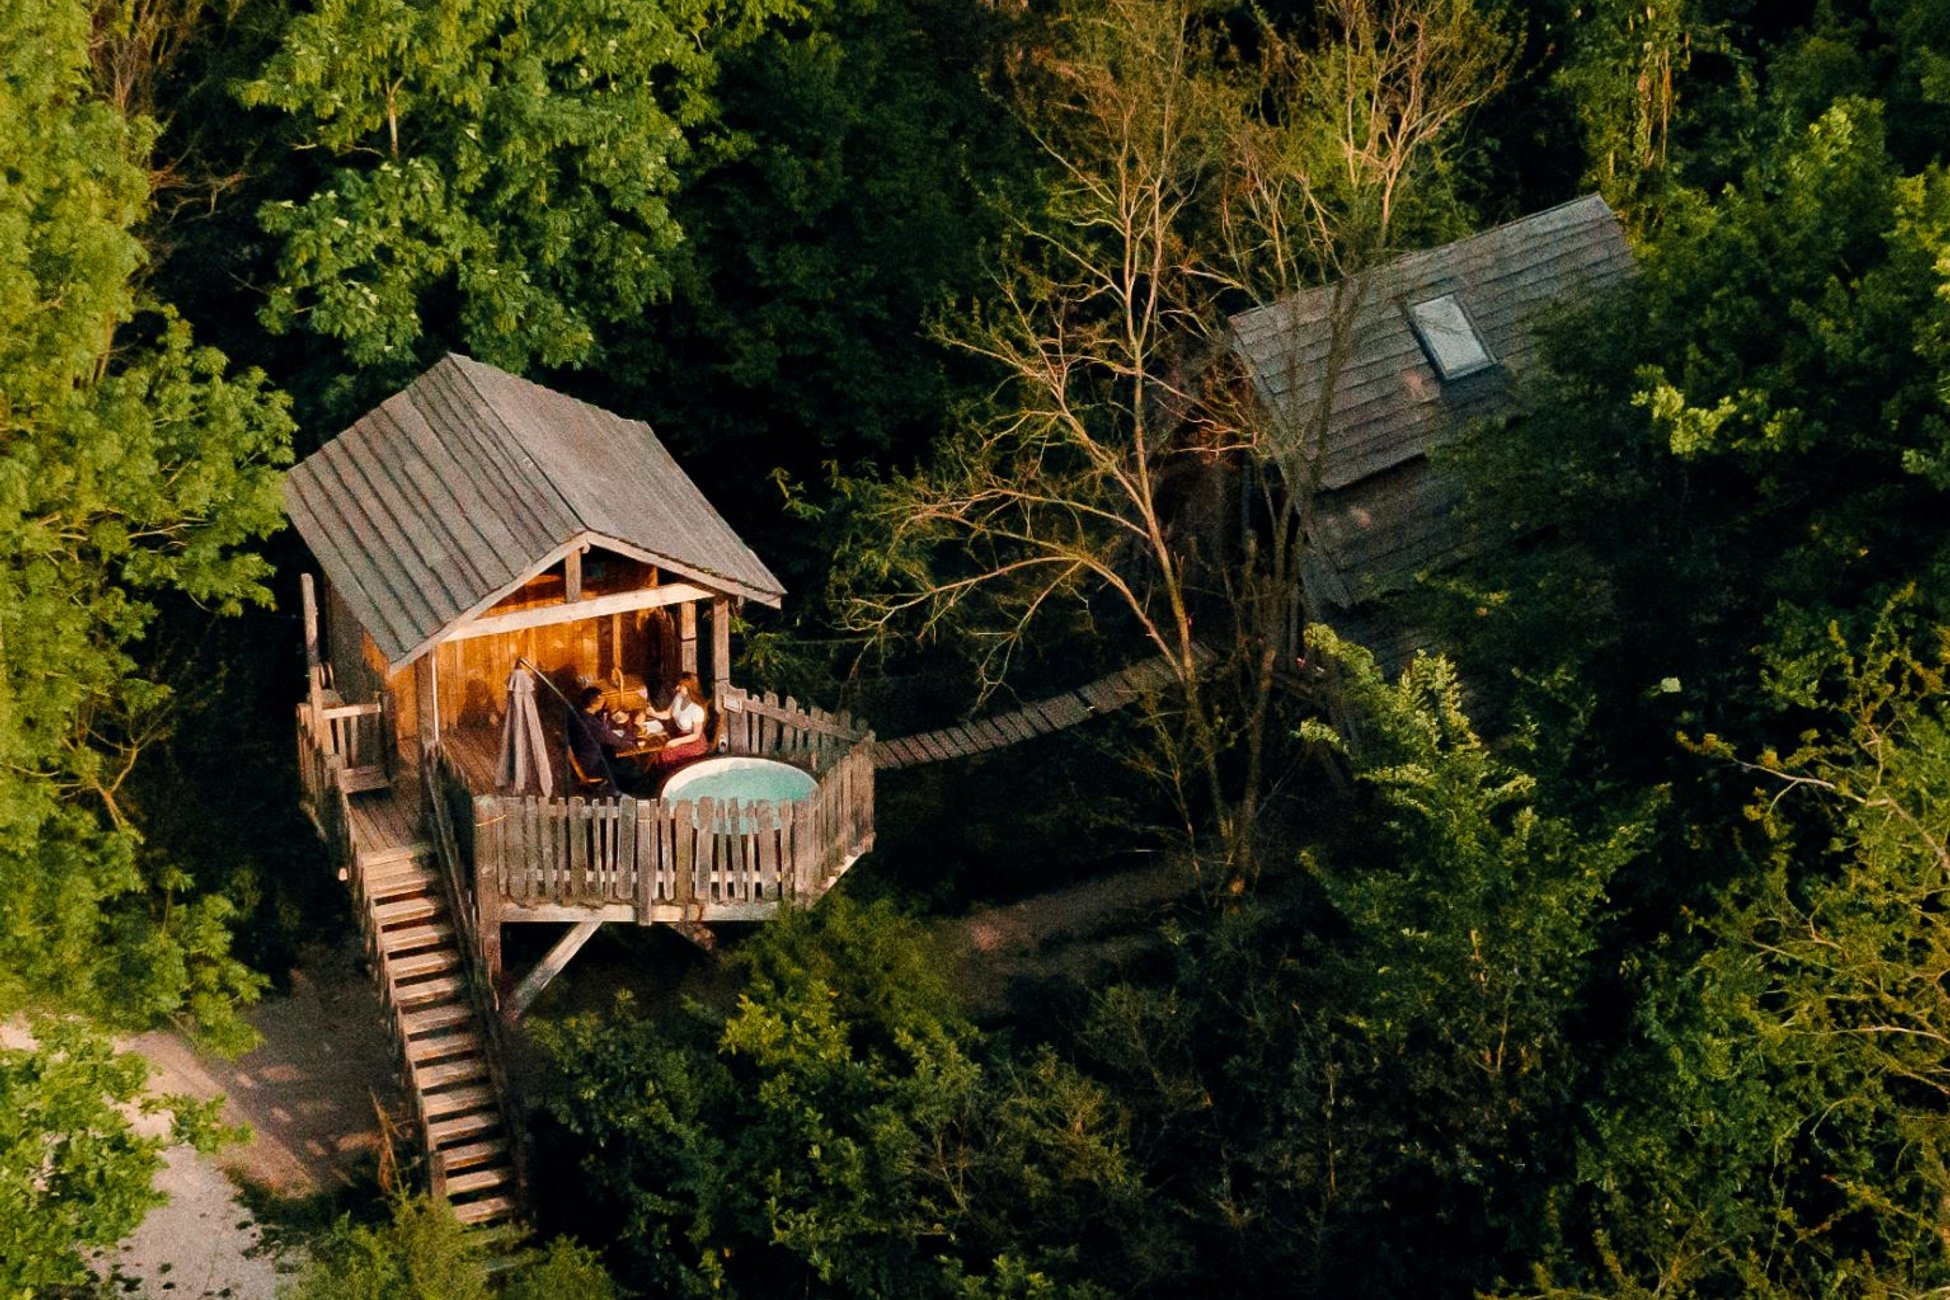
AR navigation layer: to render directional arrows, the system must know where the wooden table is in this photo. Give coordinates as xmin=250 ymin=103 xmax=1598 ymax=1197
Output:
xmin=614 ymin=731 xmax=667 ymax=775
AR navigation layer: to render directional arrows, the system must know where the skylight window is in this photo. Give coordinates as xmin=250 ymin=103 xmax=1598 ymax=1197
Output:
xmin=1407 ymin=294 xmax=1493 ymax=380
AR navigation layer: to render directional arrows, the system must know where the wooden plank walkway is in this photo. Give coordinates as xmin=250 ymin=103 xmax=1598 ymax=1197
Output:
xmin=874 ymin=645 xmax=1213 ymax=770
xmin=347 ymin=777 xmax=429 ymax=855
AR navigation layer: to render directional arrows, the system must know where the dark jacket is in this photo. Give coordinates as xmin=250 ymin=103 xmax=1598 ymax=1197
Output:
xmin=567 ymin=706 xmax=624 ymax=777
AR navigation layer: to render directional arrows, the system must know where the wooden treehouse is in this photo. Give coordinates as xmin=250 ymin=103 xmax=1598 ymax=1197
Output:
xmin=285 ymin=354 xmax=876 ymax=1227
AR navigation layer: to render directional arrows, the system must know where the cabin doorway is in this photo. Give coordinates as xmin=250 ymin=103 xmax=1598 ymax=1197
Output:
xmin=638 ymin=607 xmax=679 ymax=699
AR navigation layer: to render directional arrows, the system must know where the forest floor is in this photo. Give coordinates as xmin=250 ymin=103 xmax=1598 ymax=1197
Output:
xmin=100 ymin=939 xmax=403 ymax=1297
xmin=91 ymin=849 xmax=1198 ymax=1297
xmin=941 ymin=854 xmax=1198 ymax=1015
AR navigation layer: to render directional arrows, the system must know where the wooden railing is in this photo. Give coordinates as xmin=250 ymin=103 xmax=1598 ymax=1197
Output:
xmin=718 ymin=687 xmax=862 ymax=774
xmin=296 ymin=702 xmax=357 ymax=866
xmin=423 ymin=743 xmax=529 ymax=1203
xmin=474 ymin=731 xmax=875 ymax=917
xmin=296 ymin=702 xmax=337 ymax=830
xmin=299 ymin=690 xmax=391 ymax=791
xmin=322 ymin=697 xmax=387 ymax=766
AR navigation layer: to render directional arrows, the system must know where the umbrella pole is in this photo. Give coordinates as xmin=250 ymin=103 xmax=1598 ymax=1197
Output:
xmin=519 ymin=657 xmax=627 ymax=793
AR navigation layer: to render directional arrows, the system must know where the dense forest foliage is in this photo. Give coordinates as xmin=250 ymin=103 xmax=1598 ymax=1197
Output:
xmin=8 ymin=0 xmax=1950 ymax=1294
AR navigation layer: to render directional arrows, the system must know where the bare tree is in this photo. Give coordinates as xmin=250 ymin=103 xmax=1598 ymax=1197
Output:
xmin=841 ymin=0 xmax=1509 ymax=880
xmin=88 ymin=0 xmax=250 ymax=220
xmin=89 ymin=0 xmax=212 ymax=120
xmin=1220 ymin=0 xmax=1509 ymax=700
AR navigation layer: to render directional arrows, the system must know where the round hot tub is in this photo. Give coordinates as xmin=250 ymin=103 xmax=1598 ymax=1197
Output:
xmin=660 ymin=755 xmax=817 ymax=809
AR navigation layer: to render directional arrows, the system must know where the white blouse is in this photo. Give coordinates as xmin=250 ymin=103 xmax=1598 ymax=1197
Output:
xmin=669 ymin=691 xmax=707 ymax=740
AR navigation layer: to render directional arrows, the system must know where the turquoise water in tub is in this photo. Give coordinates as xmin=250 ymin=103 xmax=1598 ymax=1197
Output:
xmin=660 ymin=756 xmax=817 ymax=812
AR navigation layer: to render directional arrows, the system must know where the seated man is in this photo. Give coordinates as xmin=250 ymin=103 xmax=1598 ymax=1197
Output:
xmin=566 ymin=684 xmax=631 ymax=790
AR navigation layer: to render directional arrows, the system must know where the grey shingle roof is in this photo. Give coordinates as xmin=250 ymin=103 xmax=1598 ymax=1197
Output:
xmin=285 ymin=354 xmax=785 ymax=668
xmin=1229 ymin=194 xmax=1633 ymax=606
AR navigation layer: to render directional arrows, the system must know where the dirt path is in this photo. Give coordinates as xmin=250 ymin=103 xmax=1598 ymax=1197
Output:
xmin=99 ymin=939 xmax=404 ymax=1298
xmin=941 ymin=856 xmax=1199 ymax=1014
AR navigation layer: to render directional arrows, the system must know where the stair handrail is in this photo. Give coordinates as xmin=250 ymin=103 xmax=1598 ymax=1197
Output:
xmin=421 ymin=740 xmax=531 ymax=1212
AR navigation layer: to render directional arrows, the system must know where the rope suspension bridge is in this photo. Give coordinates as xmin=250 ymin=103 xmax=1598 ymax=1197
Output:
xmin=873 ymin=644 xmax=1214 ymax=770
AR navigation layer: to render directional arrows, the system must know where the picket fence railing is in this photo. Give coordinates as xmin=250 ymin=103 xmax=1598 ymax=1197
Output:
xmin=472 ymin=696 xmax=874 ymax=917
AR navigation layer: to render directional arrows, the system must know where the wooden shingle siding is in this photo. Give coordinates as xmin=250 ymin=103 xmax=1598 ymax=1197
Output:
xmin=1232 ymin=195 xmax=1632 ymax=491
xmin=1229 ymin=195 xmax=1634 ymax=618
xmin=1311 ymin=460 xmax=1470 ymax=604
xmin=285 ymin=354 xmax=786 ymax=669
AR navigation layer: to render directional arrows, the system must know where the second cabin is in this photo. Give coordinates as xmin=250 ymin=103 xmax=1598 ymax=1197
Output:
xmin=286 ymin=354 xmax=875 ymax=994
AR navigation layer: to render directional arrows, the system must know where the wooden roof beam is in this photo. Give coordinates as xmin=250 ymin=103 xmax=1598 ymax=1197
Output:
xmin=442 ymin=582 xmax=712 ymax=644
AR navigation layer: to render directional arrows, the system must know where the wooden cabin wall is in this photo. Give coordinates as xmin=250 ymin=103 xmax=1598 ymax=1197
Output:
xmin=322 ymin=579 xmax=380 ymax=703
xmin=484 ymin=552 xmax=659 ymax=616
xmin=316 ymin=552 xmax=707 ymax=759
xmin=386 ymin=662 xmax=417 ymax=757
xmin=429 ymin=608 xmax=686 ymax=731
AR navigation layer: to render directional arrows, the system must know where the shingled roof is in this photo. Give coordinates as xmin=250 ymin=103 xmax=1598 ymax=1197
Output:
xmin=1229 ymin=194 xmax=1633 ymax=609
xmin=285 ymin=354 xmax=785 ymax=669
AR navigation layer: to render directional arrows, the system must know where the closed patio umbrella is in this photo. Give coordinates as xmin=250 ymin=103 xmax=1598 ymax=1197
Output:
xmin=496 ymin=666 xmax=553 ymax=795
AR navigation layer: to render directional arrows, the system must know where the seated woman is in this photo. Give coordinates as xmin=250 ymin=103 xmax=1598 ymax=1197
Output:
xmin=645 ymin=673 xmax=712 ymax=780
xmin=566 ymin=684 xmax=631 ymax=792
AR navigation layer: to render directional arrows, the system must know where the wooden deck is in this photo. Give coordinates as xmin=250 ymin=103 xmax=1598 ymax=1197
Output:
xmin=346 ymin=775 xmax=429 ymax=855
xmin=873 ymin=645 xmax=1214 ymax=769
xmin=443 ymin=725 xmax=509 ymax=796
xmin=401 ymin=689 xmax=877 ymax=940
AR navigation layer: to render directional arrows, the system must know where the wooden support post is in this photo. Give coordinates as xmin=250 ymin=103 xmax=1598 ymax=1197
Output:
xmin=565 ymin=546 xmax=583 ymax=603
xmin=415 ymin=655 xmax=440 ymax=752
xmin=476 ymin=798 xmax=504 ymax=993
xmin=300 ymin=573 xmax=324 ymax=714
xmin=710 ymin=596 xmax=732 ymax=702
xmin=679 ymin=601 xmax=698 ymax=675
xmin=506 ymin=920 xmax=602 ymax=1023
xmin=665 ymin=920 xmax=716 ymax=953
xmin=480 ymin=907 xmax=504 ymax=999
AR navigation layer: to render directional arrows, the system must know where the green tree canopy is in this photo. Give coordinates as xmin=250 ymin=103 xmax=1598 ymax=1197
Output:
xmin=0 ymin=0 xmax=292 ymax=1041
xmin=0 ymin=1020 xmax=223 ymax=1297
xmin=243 ymin=0 xmax=811 ymax=383
xmin=537 ymin=897 xmax=1138 ymax=1299
xmin=1513 ymin=607 xmax=1950 ymax=1296
xmin=282 ymin=1194 xmax=619 ymax=1300
xmin=1069 ymin=630 xmax=1648 ymax=1295
xmin=1439 ymin=96 xmax=1950 ymax=784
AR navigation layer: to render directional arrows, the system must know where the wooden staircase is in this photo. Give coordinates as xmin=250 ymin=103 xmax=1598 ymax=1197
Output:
xmin=352 ymin=831 xmax=522 ymax=1228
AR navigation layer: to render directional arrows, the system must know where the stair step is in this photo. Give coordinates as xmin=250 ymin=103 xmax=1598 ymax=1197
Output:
xmin=393 ymin=974 xmax=465 ymax=1006
xmin=408 ymin=1029 xmax=480 ymax=1063
xmin=340 ymin=765 xmax=392 ymax=794
xmin=445 ymin=1167 xmax=514 ymax=1197
xmin=421 ymin=1084 xmax=497 ymax=1118
xmin=380 ymin=922 xmax=454 ymax=955
xmin=452 ymin=1195 xmax=518 ymax=1226
xmin=436 ymin=1137 xmax=509 ymax=1169
xmin=401 ymin=1004 xmax=473 ymax=1036
xmin=359 ymin=841 xmax=433 ymax=868
xmin=366 ymin=869 xmax=436 ymax=901
xmin=374 ymin=896 xmax=441 ymax=927
xmin=414 ymin=1056 xmax=489 ymax=1091
xmin=388 ymin=948 xmax=460 ymax=981
xmin=427 ymin=1111 xmax=502 ymax=1145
